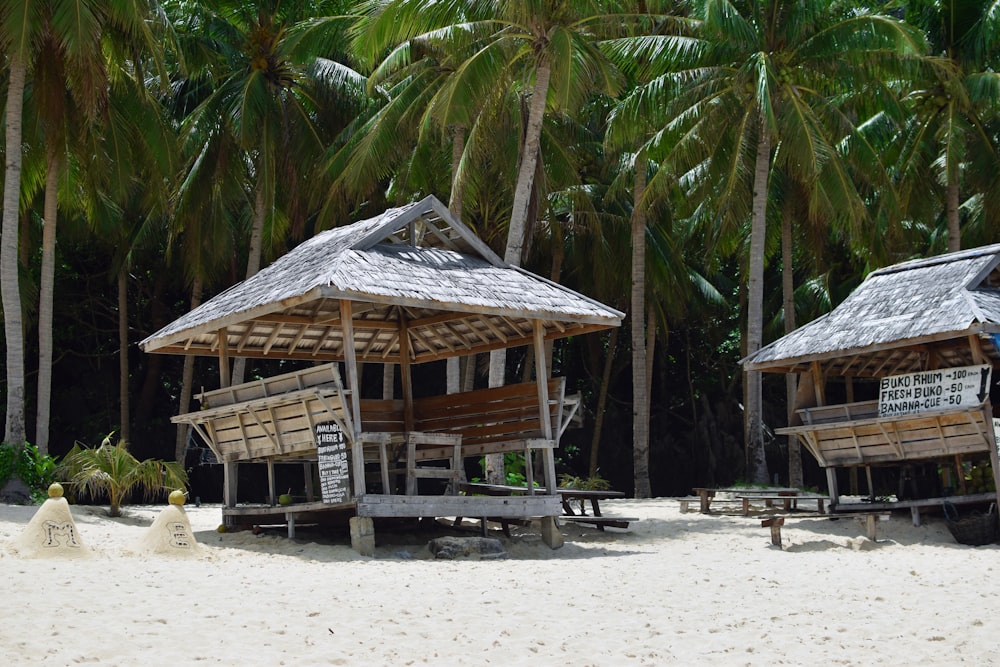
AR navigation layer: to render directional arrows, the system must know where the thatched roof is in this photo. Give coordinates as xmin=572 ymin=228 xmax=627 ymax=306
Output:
xmin=140 ymin=196 xmax=622 ymax=364
xmin=743 ymin=244 xmax=1000 ymax=376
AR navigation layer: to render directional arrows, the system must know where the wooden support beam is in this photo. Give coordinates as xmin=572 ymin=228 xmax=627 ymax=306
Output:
xmin=340 ymin=299 xmax=366 ymax=497
xmin=218 ymin=329 xmax=231 ymax=388
xmin=304 ymin=462 xmax=314 ymax=502
xmin=811 ymin=361 xmax=826 ymax=407
xmin=981 ymin=402 xmax=1000 ymax=511
xmin=826 ymin=467 xmax=839 ymax=506
xmin=400 ymin=314 xmax=414 ymax=433
xmin=267 ymin=458 xmax=276 ymax=506
xmin=224 ymin=461 xmax=238 ymax=508
xmin=969 ymin=334 xmax=986 ymax=364
xmin=533 ymin=320 xmax=557 ymax=494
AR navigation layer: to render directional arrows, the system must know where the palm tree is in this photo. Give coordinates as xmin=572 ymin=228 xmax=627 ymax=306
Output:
xmin=58 ymin=434 xmax=188 ymax=517
xmin=0 ymin=2 xmax=42 ymax=451
xmin=167 ymin=0 xmax=366 ymax=385
xmin=611 ymin=0 xmax=924 ymax=483
xmin=355 ymin=0 xmax=641 ymax=482
xmin=26 ymin=0 xmax=169 ymax=455
xmin=895 ymin=0 xmax=1000 ymax=251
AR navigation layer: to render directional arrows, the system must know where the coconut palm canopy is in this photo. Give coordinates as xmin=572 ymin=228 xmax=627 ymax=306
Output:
xmin=140 ymin=195 xmax=622 ymax=364
xmin=743 ymin=244 xmax=1000 ymax=377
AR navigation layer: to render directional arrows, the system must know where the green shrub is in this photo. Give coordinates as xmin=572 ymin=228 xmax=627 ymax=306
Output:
xmin=559 ymin=472 xmax=611 ymax=491
xmin=0 ymin=442 xmax=58 ymax=503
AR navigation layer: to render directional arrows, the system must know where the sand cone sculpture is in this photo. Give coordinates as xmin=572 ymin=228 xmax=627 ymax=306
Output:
xmin=132 ymin=489 xmax=200 ymax=556
xmin=14 ymin=483 xmax=91 ymax=558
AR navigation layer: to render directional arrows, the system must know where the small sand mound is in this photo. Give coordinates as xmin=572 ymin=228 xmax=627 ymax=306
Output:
xmin=131 ymin=504 xmax=200 ymax=557
xmin=14 ymin=497 xmax=91 ymax=558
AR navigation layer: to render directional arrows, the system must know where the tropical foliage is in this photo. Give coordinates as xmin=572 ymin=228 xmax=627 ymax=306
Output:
xmin=57 ymin=435 xmax=188 ymax=517
xmin=0 ymin=0 xmax=996 ymax=500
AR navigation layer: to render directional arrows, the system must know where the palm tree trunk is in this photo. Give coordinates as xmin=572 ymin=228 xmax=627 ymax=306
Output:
xmin=486 ymin=62 xmax=552 ymax=484
xmin=2 ymin=56 xmax=27 ymax=448
xmin=504 ymin=61 xmax=551 ymax=267
xmin=35 ymin=147 xmax=60 ymax=455
xmin=175 ymin=277 xmax=203 ymax=463
xmin=119 ymin=267 xmax=131 ymax=445
xmin=447 ymin=125 xmax=465 ymax=395
xmin=632 ymin=153 xmax=651 ymax=498
xmin=232 ymin=183 xmax=267 ymax=386
xmin=782 ymin=202 xmax=801 ymax=487
xmin=745 ymin=118 xmax=771 ymax=485
xmin=589 ymin=327 xmax=618 ymax=478
xmin=946 ymin=180 xmax=960 ymax=252
xmin=449 ymin=124 xmax=465 ymax=221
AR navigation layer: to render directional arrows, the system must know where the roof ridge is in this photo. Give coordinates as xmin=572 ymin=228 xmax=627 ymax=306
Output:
xmin=870 ymin=243 xmax=1000 ymax=277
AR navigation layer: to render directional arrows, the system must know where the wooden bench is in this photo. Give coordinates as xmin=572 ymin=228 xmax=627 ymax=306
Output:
xmin=677 ymin=496 xmax=740 ymax=514
xmin=358 ymin=378 xmax=567 ymax=495
xmin=762 ymin=512 xmax=890 ymax=548
xmin=833 ymin=492 xmax=997 ymax=526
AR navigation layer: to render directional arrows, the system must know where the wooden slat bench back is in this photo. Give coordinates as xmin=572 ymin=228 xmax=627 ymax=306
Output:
xmin=412 ymin=377 xmax=566 ymax=453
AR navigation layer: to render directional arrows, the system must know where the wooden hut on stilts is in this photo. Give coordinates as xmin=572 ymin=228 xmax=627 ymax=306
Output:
xmin=742 ymin=245 xmax=1000 ymax=525
xmin=141 ymin=196 xmax=622 ymax=553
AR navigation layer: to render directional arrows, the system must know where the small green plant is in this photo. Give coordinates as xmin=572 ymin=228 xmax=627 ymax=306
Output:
xmin=0 ymin=442 xmax=58 ymax=502
xmin=57 ymin=433 xmax=188 ymax=517
xmin=559 ymin=472 xmax=612 ymax=491
xmin=474 ymin=452 xmax=539 ymax=487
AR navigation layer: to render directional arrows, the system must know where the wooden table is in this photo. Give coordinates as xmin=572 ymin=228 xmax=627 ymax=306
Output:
xmin=736 ymin=493 xmax=828 ymax=516
xmin=692 ymin=487 xmax=807 ymax=514
xmin=461 ymin=483 xmax=635 ymax=529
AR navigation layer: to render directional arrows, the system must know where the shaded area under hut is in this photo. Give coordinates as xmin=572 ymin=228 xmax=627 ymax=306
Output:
xmin=743 ymin=245 xmax=1000 ymax=524
xmin=140 ymin=195 xmax=622 ymax=553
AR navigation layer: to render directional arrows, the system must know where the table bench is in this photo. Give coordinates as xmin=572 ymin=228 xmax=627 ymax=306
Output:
xmin=678 ymin=496 xmax=743 ymax=513
xmin=832 ymin=492 xmax=997 ymax=526
xmin=736 ymin=493 xmax=829 ymax=516
xmin=691 ymin=487 xmax=802 ymax=514
xmin=461 ymin=483 xmax=638 ymax=530
xmin=762 ymin=512 xmax=890 ymax=548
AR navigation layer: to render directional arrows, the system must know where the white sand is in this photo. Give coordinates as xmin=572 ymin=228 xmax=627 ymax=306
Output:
xmin=1 ymin=498 xmax=998 ymax=666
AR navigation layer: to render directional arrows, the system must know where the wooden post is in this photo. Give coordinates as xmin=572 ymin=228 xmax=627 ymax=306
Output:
xmin=826 ymin=467 xmax=840 ymax=507
xmin=399 ymin=315 xmax=414 ymax=433
xmin=846 ymin=376 xmax=859 ymax=495
xmin=218 ymin=329 xmax=231 ymax=388
xmin=969 ymin=335 xmax=986 ymax=364
xmin=762 ymin=517 xmax=784 ymax=547
xmin=340 ymin=299 xmax=366 ymax=497
xmin=811 ymin=361 xmax=841 ymax=504
xmin=811 ymin=361 xmax=826 ymax=407
xmin=983 ymin=401 xmax=1000 ymax=511
xmin=267 ymin=458 xmax=276 ymax=506
xmin=533 ymin=320 xmax=557 ymax=494
xmin=304 ymin=462 xmax=314 ymax=502
xmin=223 ymin=460 xmax=238 ymax=508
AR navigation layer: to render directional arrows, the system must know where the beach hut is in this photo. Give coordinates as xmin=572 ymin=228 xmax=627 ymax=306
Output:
xmin=742 ymin=245 xmax=1000 ymax=521
xmin=141 ymin=195 xmax=622 ymax=551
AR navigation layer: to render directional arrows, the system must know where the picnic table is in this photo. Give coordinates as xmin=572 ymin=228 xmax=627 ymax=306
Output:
xmin=461 ymin=483 xmax=636 ymax=529
xmin=691 ymin=487 xmax=828 ymax=515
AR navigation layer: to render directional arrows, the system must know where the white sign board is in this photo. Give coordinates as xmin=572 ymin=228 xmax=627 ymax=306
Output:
xmin=878 ymin=364 xmax=992 ymax=418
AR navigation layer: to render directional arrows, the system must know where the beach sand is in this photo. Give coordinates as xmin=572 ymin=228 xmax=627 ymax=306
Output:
xmin=1 ymin=497 xmax=998 ymax=666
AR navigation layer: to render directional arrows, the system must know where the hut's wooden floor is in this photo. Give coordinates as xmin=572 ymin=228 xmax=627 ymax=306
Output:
xmin=220 ymin=494 xmax=563 ymax=538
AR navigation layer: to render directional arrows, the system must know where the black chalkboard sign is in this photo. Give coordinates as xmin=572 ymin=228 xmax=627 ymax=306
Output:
xmin=316 ymin=421 xmax=350 ymax=504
